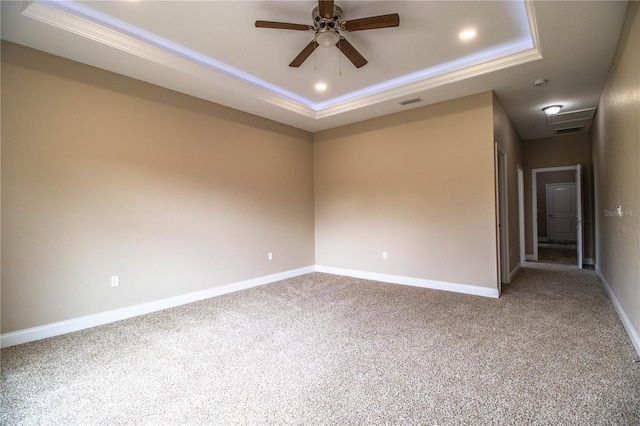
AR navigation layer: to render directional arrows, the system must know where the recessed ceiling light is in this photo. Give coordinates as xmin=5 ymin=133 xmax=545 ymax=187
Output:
xmin=315 ymin=82 xmax=327 ymax=92
xmin=459 ymin=29 xmax=476 ymax=40
xmin=542 ymin=105 xmax=562 ymax=116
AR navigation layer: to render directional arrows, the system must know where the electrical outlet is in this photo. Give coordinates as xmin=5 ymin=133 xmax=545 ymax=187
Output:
xmin=383 ymin=251 xmax=388 ymax=260
xmin=268 ymin=252 xmax=273 ymax=261
xmin=110 ymin=275 xmax=119 ymax=287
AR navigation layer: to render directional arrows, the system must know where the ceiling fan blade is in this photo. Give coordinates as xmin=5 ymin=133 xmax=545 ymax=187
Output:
xmin=255 ymin=20 xmax=314 ymax=31
xmin=289 ymin=40 xmax=319 ymax=67
xmin=342 ymin=13 xmax=400 ymax=32
xmin=337 ymin=37 xmax=368 ymax=68
xmin=318 ymin=0 xmax=335 ymax=19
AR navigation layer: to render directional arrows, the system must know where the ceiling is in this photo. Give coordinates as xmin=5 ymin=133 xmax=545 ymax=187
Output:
xmin=1 ymin=1 xmax=629 ymax=140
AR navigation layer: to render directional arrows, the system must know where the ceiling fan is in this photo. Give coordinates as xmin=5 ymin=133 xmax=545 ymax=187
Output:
xmin=255 ymin=0 xmax=400 ymax=69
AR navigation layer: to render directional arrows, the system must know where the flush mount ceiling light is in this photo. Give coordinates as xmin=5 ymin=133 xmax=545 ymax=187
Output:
xmin=542 ymin=105 xmax=562 ymax=116
xmin=315 ymin=82 xmax=328 ymax=91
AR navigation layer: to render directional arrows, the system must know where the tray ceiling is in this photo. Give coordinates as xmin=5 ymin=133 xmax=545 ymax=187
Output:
xmin=1 ymin=1 xmax=629 ymax=139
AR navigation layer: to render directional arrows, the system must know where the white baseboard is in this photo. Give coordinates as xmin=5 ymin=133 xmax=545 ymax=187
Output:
xmin=509 ymin=263 xmax=522 ymax=281
xmin=583 ymin=258 xmax=594 ymax=265
xmin=0 ymin=265 xmax=503 ymax=348
xmin=315 ymin=265 xmax=499 ymax=299
xmin=525 ymin=254 xmax=537 ymax=261
xmin=595 ymin=265 xmax=640 ymax=357
xmin=0 ymin=266 xmax=315 ymax=348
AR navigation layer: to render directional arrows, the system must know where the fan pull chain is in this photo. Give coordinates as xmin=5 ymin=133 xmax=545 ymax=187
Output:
xmin=338 ymin=39 xmax=342 ymax=76
xmin=314 ymin=42 xmax=317 ymax=72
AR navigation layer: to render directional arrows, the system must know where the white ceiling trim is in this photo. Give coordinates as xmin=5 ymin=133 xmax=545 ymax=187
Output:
xmin=22 ymin=0 xmax=542 ymax=121
xmin=316 ymin=45 xmax=542 ymax=119
xmin=21 ymin=0 xmax=318 ymax=119
xmin=317 ymin=1 xmax=543 ymax=118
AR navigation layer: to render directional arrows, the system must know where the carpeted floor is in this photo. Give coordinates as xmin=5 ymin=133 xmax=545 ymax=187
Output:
xmin=2 ymin=263 xmax=639 ymax=425
xmin=537 ymin=242 xmax=578 ymax=265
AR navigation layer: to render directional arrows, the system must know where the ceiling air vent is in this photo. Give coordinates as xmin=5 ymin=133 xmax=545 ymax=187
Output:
xmin=546 ymin=108 xmax=596 ymax=125
xmin=399 ymin=97 xmax=423 ymax=106
xmin=554 ymin=125 xmax=584 ymax=135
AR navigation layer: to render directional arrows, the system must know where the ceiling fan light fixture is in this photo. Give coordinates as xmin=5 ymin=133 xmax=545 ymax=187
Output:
xmin=316 ymin=28 xmax=340 ymax=47
xmin=542 ymin=105 xmax=562 ymax=116
xmin=256 ymin=1 xmax=398 ymax=68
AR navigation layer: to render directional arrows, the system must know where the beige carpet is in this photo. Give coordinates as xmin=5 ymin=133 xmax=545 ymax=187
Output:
xmin=537 ymin=242 xmax=578 ymax=265
xmin=2 ymin=263 xmax=639 ymax=425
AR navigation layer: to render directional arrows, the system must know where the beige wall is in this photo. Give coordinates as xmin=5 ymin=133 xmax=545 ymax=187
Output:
xmin=522 ymin=133 xmax=594 ymax=259
xmin=591 ymin=2 xmax=639 ymax=350
xmin=493 ymin=94 xmax=523 ymax=278
xmin=314 ymin=92 xmax=498 ymax=289
xmin=0 ymin=40 xmax=3 ymax=336
xmin=1 ymin=42 xmax=315 ymax=333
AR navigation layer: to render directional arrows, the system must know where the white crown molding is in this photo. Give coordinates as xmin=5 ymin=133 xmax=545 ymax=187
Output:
xmin=21 ymin=0 xmax=542 ymax=122
xmin=21 ymin=0 xmax=318 ymax=119
xmin=316 ymin=47 xmax=542 ymax=119
xmin=525 ymin=0 xmax=542 ymax=54
xmin=317 ymin=0 xmax=542 ymax=118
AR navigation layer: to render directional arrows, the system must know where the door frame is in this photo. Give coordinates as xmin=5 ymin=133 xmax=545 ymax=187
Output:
xmin=576 ymin=164 xmax=583 ymax=269
xmin=531 ymin=165 xmax=583 ymax=266
xmin=495 ymin=145 xmax=509 ymax=291
xmin=518 ymin=165 xmax=525 ymax=266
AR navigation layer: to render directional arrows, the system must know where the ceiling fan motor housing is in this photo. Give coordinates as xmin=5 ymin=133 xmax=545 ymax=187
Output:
xmin=312 ymin=5 xmax=343 ymax=47
xmin=312 ymin=5 xmax=343 ymax=27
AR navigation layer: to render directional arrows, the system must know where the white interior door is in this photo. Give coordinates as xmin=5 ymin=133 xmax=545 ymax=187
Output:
xmin=547 ymin=183 xmax=577 ymax=241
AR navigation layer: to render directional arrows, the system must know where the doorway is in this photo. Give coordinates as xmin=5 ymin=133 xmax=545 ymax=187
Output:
xmin=531 ymin=165 xmax=583 ymax=267
xmin=518 ymin=166 xmax=525 ymax=267
xmin=496 ymin=147 xmax=509 ymax=290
